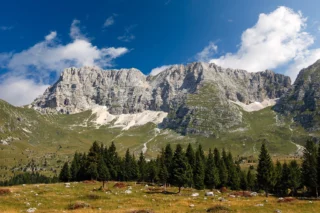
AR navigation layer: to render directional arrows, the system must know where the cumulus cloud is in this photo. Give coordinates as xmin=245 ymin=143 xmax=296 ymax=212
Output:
xmin=103 ymin=16 xmax=115 ymax=28
xmin=196 ymin=42 xmax=218 ymax=62
xmin=0 ymin=77 xmax=49 ymax=106
xmin=0 ymin=19 xmax=129 ymax=106
xmin=207 ymin=6 xmax=320 ymax=82
xmin=149 ymin=65 xmax=172 ymax=76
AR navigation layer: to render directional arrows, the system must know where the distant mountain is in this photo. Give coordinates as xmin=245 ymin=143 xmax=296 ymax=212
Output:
xmin=32 ymin=62 xmax=291 ymax=136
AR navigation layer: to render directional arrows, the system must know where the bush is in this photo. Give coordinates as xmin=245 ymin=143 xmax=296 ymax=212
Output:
xmin=206 ymin=205 xmax=231 ymax=213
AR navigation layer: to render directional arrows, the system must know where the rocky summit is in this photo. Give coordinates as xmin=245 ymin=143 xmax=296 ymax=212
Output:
xmin=274 ymin=59 xmax=320 ymax=131
xmin=32 ymin=62 xmax=291 ymax=136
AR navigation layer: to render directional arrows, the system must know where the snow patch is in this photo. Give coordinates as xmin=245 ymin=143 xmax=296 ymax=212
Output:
xmin=91 ymin=106 xmax=168 ymax=130
xmin=230 ymin=99 xmax=278 ymax=112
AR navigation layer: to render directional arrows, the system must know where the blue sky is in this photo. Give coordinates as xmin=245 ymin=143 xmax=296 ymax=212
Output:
xmin=1 ymin=0 xmax=320 ymax=105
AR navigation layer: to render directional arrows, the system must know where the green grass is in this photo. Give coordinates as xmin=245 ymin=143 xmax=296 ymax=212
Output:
xmin=1 ymin=182 xmax=319 ymax=213
xmin=0 ymin=98 xmax=315 ymax=181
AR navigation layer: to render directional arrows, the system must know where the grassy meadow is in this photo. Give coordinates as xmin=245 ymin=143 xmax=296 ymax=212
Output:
xmin=1 ymin=181 xmax=319 ymax=213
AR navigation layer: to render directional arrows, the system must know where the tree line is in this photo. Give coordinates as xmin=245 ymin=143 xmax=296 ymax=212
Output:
xmin=2 ymin=139 xmax=320 ymax=198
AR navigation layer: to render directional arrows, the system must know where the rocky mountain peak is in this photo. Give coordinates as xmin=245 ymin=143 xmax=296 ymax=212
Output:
xmin=32 ymin=63 xmax=291 ymax=135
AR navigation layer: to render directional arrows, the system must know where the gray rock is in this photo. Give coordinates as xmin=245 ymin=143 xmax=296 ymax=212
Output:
xmin=32 ymin=63 xmax=291 ymax=136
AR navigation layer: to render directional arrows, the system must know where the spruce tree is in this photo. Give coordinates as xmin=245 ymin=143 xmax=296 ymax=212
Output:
xmin=288 ymin=160 xmax=301 ymax=196
xmin=193 ymin=151 xmax=205 ymax=190
xmin=70 ymin=152 xmax=80 ymax=181
xmin=274 ymin=160 xmax=282 ymax=195
xmin=171 ymin=144 xmax=192 ymax=193
xmin=302 ymin=140 xmax=318 ymax=196
xmin=59 ymin=162 xmax=71 ymax=182
xmin=164 ymin=144 xmax=173 ymax=183
xmin=159 ymin=150 xmax=169 ymax=190
xmin=246 ymin=169 xmax=255 ymax=191
xmin=257 ymin=143 xmax=274 ymax=197
xmin=205 ymin=149 xmax=220 ymax=189
xmin=218 ymin=159 xmax=228 ymax=187
xmin=186 ymin=144 xmax=196 ymax=169
xmin=97 ymin=156 xmax=110 ymax=188
xmin=138 ymin=152 xmax=147 ymax=182
xmin=240 ymin=170 xmax=248 ymax=191
xmin=281 ymin=162 xmax=290 ymax=195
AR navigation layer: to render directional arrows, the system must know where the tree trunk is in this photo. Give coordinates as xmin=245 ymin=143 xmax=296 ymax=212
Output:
xmin=102 ymin=180 xmax=105 ymax=188
xmin=266 ymin=189 xmax=269 ymax=197
xmin=178 ymin=186 xmax=181 ymax=193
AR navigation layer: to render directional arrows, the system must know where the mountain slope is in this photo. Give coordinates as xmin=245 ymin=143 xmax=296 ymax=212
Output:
xmin=32 ymin=62 xmax=291 ymax=136
xmin=275 ymin=59 xmax=320 ymax=131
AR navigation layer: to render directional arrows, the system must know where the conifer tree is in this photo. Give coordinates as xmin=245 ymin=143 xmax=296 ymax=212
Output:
xmin=171 ymin=144 xmax=192 ymax=193
xmin=213 ymin=148 xmax=221 ymax=167
xmin=257 ymin=143 xmax=274 ymax=197
xmin=246 ymin=169 xmax=255 ymax=191
xmin=240 ymin=170 xmax=248 ymax=191
xmin=196 ymin=144 xmax=205 ymax=162
xmin=204 ymin=149 xmax=220 ymax=189
xmin=164 ymin=144 xmax=173 ymax=183
xmin=106 ymin=142 xmax=118 ymax=180
xmin=97 ymin=156 xmax=110 ymax=188
xmin=218 ymin=159 xmax=228 ymax=187
xmin=193 ymin=151 xmax=205 ymax=190
xmin=288 ymin=160 xmax=301 ymax=196
xmin=159 ymin=150 xmax=169 ymax=190
xmin=70 ymin=152 xmax=80 ymax=181
xmin=138 ymin=152 xmax=147 ymax=182
xmin=186 ymin=144 xmax=195 ymax=169
xmin=274 ymin=160 xmax=282 ymax=195
xmin=281 ymin=162 xmax=290 ymax=195
xmin=59 ymin=162 xmax=71 ymax=182
xmin=302 ymin=140 xmax=318 ymax=196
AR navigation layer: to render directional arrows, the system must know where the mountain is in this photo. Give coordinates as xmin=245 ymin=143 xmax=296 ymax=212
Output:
xmin=2 ymin=62 xmax=314 ymax=181
xmin=32 ymin=62 xmax=291 ymax=136
xmin=275 ymin=59 xmax=320 ymax=131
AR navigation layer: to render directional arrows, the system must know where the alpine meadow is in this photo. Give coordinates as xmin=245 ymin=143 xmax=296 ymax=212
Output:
xmin=2 ymin=1 xmax=320 ymax=213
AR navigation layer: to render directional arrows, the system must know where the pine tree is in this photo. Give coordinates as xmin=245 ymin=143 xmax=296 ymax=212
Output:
xmin=196 ymin=144 xmax=205 ymax=162
xmin=193 ymin=151 xmax=205 ymax=190
xmin=106 ymin=142 xmax=118 ymax=180
xmin=171 ymin=144 xmax=192 ymax=193
xmin=59 ymin=162 xmax=71 ymax=182
xmin=70 ymin=152 xmax=80 ymax=181
xmin=164 ymin=144 xmax=173 ymax=184
xmin=159 ymin=150 xmax=169 ymax=190
xmin=246 ymin=169 xmax=255 ymax=191
xmin=138 ymin=152 xmax=147 ymax=182
xmin=186 ymin=144 xmax=195 ymax=169
xmin=281 ymin=162 xmax=290 ymax=195
xmin=302 ymin=139 xmax=318 ymax=196
xmin=148 ymin=160 xmax=158 ymax=183
xmin=274 ymin=160 xmax=282 ymax=195
xmin=218 ymin=159 xmax=228 ymax=187
xmin=257 ymin=143 xmax=274 ymax=197
xmin=240 ymin=170 xmax=248 ymax=191
xmin=288 ymin=160 xmax=301 ymax=196
xmin=97 ymin=156 xmax=110 ymax=188
xmin=204 ymin=149 xmax=220 ymax=189
xmin=213 ymin=148 xmax=221 ymax=167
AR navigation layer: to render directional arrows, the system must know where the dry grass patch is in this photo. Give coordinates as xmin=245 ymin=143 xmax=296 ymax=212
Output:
xmin=0 ymin=188 xmax=11 ymax=195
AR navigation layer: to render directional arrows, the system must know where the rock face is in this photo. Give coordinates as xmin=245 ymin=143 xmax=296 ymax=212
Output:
xmin=274 ymin=59 xmax=320 ymax=131
xmin=32 ymin=62 xmax=291 ymax=136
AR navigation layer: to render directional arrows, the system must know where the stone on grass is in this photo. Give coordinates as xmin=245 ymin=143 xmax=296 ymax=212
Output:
xmin=125 ymin=190 xmax=132 ymax=194
xmin=255 ymin=204 xmax=264 ymax=207
xmin=205 ymin=192 xmax=214 ymax=196
xmin=191 ymin=193 xmax=199 ymax=197
xmin=26 ymin=208 xmax=37 ymax=213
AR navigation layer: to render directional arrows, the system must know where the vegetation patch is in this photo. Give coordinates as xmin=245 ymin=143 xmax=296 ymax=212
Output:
xmin=206 ymin=205 xmax=231 ymax=213
xmin=0 ymin=188 xmax=10 ymax=195
xmin=68 ymin=201 xmax=90 ymax=210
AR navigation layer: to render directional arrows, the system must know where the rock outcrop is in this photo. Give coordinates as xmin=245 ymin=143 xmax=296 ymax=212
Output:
xmin=32 ymin=62 xmax=291 ymax=135
xmin=274 ymin=59 xmax=320 ymax=131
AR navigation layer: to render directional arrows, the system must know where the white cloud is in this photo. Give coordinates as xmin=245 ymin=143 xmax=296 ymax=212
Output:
xmin=45 ymin=31 xmax=57 ymax=41
xmin=150 ymin=65 xmax=172 ymax=76
xmin=0 ymin=77 xmax=49 ymax=106
xmin=209 ymin=6 xmax=319 ymax=82
xmin=104 ymin=16 xmax=114 ymax=27
xmin=196 ymin=42 xmax=218 ymax=62
xmin=118 ymin=25 xmax=136 ymax=42
xmin=285 ymin=49 xmax=320 ymax=81
xmin=0 ymin=26 xmax=14 ymax=31
xmin=0 ymin=19 xmax=129 ymax=106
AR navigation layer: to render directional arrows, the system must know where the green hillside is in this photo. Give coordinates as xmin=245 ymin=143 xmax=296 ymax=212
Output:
xmin=0 ymin=98 xmax=314 ymax=181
